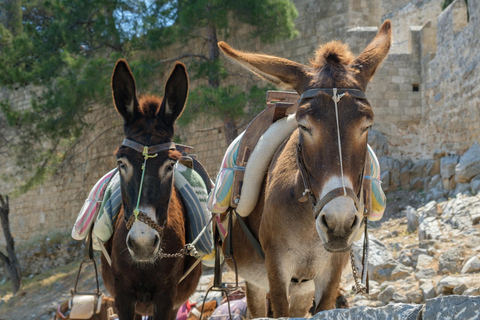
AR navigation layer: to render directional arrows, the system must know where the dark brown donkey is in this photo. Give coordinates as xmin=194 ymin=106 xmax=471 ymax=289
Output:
xmin=218 ymin=21 xmax=392 ymax=317
xmin=101 ymin=60 xmax=202 ymax=319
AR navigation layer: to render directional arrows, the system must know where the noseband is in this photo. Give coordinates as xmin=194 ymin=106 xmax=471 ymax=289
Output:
xmin=121 ymin=139 xmax=176 ymax=232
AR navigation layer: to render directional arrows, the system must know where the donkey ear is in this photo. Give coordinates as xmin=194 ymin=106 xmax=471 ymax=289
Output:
xmin=218 ymin=41 xmax=311 ymax=94
xmin=111 ymin=59 xmax=139 ymax=123
xmin=158 ymin=62 xmax=188 ymax=126
xmin=352 ymin=20 xmax=392 ymax=90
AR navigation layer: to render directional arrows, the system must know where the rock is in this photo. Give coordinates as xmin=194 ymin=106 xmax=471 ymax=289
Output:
xmin=393 ymin=293 xmax=408 ymax=303
xmin=463 ymin=287 xmax=480 ymax=296
xmin=405 ymin=206 xmax=419 ymax=232
xmin=452 ymin=283 xmax=467 ymax=295
xmin=306 ymin=302 xmax=423 ymax=319
xmin=389 ymin=264 xmax=413 ymax=281
xmin=411 ymin=248 xmax=428 ymax=262
xmin=439 ymin=247 xmax=464 ymax=274
xmin=368 ymin=130 xmax=389 ymax=158
xmin=453 ymin=182 xmax=472 ymax=196
xmin=410 ymin=177 xmax=424 ymax=190
xmin=400 ymin=166 xmax=411 ymax=190
xmin=461 ymin=256 xmax=480 ymax=273
xmin=422 ymin=296 xmax=480 ymax=320
xmin=378 ymin=285 xmax=396 ymax=304
xmin=473 ymin=214 xmax=480 ymax=225
xmin=411 ymin=160 xmax=427 ymax=180
xmin=418 ymin=217 xmax=442 ymax=241
xmin=416 ymin=254 xmax=435 ymax=270
xmin=388 ymin=242 xmax=402 ymax=251
xmin=427 ymin=174 xmax=442 ymax=190
xmin=441 ymin=155 xmax=459 ymax=179
xmin=442 ymin=176 xmax=456 ymax=191
xmin=420 ymin=282 xmax=435 ymax=300
xmin=415 ymin=268 xmax=436 ymax=280
xmin=470 ymin=174 xmax=480 ymax=194
xmin=352 ymin=235 xmax=393 ymax=281
xmin=398 ymin=250 xmax=413 ymax=267
xmin=406 ymin=289 xmax=423 ymax=303
xmin=435 ymin=276 xmax=464 ymax=295
xmin=455 ymin=142 xmax=480 ymax=183
xmin=426 ymin=159 xmax=440 ymax=176
xmin=426 ymin=186 xmax=446 ymax=202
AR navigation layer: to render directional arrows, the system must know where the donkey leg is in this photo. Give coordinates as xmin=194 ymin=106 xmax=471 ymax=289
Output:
xmin=265 ymin=259 xmax=290 ymax=317
xmin=114 ymin=290 xmax=136 ymax=320
xmin=245 ymin=281 xmax=267 ymax=318
xmin=152 ymin=290 xmax=177 ymax=320
xmin=289 ymin=283 xmax=315 ymax=317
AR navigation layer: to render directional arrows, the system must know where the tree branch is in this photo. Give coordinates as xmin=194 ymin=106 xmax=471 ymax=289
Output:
xmin=155 ymin=53 xmax=209 ymax=66
xmin=0 ymin=251 xmax=9 ymax=265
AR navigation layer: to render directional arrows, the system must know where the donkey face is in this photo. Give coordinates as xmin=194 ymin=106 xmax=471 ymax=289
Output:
xmin=111 ymin=59 xmax=188 ymax=263
xmin=219 ymin=21 xmax=391 ymax=252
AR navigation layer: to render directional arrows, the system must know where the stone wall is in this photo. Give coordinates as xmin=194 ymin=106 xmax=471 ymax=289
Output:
xmin=1 ymin=0 xmax=479 ymax=244
xmin=422 ymin=0 xmax=480 ymax=155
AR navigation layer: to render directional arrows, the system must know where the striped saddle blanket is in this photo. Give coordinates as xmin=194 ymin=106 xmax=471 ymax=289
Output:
xmin=72 ymin=163 xmax=213 ymax=258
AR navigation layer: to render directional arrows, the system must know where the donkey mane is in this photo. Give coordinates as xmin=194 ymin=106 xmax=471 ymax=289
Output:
xmin=138 ymin=95 xmax=163 ymax=116
xmin=311 ymin=41 xmax=355 ymax=68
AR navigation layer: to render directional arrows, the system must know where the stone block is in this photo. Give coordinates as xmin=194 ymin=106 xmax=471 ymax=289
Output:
xmin=441 ymin=155 xmax=459 ymax=179
xmin=456 ymin=142 xmax=480 ymax=183
xmin=422 ymin=296 xmax=480 ymax=320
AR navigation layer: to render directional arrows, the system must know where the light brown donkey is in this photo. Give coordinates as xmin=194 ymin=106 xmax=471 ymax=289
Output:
xmin=218 ymin=21 xmax=391 ymax=318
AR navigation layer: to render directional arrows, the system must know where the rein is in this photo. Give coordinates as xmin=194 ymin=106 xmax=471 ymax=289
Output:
xmin=296 ymin=88 xmax=370 ymax=294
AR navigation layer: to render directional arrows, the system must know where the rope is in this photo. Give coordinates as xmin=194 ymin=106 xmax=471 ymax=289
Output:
xmin=133 ymin=146 xmax=158 ymax=220
xmin=332 ymin=88 xmax=346 ymax=195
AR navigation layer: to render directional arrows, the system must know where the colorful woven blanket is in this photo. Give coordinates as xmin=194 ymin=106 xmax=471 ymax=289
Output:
xmin=72 ymin=163 xmax=213 ymax=258
xmin=208 ymin=120 xmax=386 ymax=221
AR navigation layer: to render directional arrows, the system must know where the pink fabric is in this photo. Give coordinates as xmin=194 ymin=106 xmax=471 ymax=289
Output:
xmin=71 ymin=168 xmax=117 ymax=240
xmin=176 ymin=301 xmax=193 ymax=320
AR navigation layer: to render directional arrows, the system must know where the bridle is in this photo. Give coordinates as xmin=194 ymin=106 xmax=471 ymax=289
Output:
xmin=121 ymin=138 xmax=176 ymax=234
xmin=296 ymin=88 xmax=369 ymax=219
xmin=117 ymin=138 xmax=206 ymax=274
xmin=295 ymin=87 xmax=371 ymax=294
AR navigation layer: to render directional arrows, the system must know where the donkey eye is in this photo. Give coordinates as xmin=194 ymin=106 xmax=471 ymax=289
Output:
xmin=298 ymin=124 xmax=312 ymax=134
xmin=166 ymin=161 xmax=176 ymax=171
xmin=363 ymin=125 xmax=373 ymax=133
xmin=117 ymin=160 xmax=127 ymax=170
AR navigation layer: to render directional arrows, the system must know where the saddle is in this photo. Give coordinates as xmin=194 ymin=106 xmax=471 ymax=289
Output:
xmin=230 ymin=91 xmax=297 ymax=208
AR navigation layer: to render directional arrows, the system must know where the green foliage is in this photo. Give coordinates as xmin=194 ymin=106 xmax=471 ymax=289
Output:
xmin=177 ymin=0 xmax=298 ymax=43
xmin=0 ymin=0 xmax=174 ymax=194
xmin=0 ymin=0 xmax=298 ymax=193
xmin=178 ymin=83 xmax=275 ymax=127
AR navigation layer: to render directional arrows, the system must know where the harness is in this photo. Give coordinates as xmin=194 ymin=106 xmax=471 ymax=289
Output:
xmin=296 ymin=87 xmax=370 ymax=294
xmin=118 ymin=139 xmax=210 ymax=275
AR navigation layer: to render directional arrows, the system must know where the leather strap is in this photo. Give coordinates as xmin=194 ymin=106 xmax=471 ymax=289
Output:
xmin=122 ymin=139 xmax=176 ymax=154
xmin=234 ymin=209 xmax=265 ymax=260
xmin=300 ymin=88 xmax=367 ymax=100
xmin=313 ymin=187 xmax=360 ymax=220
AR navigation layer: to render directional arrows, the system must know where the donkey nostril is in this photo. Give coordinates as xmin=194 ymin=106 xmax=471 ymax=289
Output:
xmin=127 ymin=236 xmax=135 ymax=249
xmin=153 ymin=235 xmax=160 ymax=248
xmin=321 ymin=215 xmax=329 ymax=230
xmin=350 ymin=216 xmax=358 ymax=229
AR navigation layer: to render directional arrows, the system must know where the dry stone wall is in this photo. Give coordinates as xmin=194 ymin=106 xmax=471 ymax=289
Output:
xmin=1 ymin=0 xmax=479 ymax=244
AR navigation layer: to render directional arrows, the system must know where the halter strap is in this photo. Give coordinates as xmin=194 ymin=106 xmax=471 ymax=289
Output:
xmin=122 ymin=139 xmax=176 ymax=154
xmin=300 ymin=88 xmax=367 ymax=100
xmin=313 ymin=187 xmax=361 ymax=220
